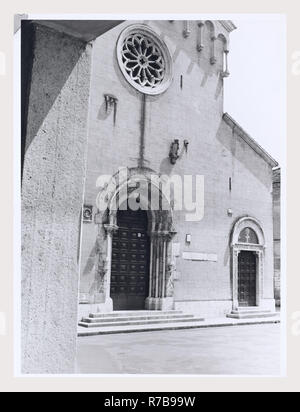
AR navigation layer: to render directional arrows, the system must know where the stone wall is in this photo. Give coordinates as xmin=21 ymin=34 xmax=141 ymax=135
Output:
xmin=79 ymin=21 xmax=275 ymax=317
xmin=21 ymin=24 xmax=92 ymax=373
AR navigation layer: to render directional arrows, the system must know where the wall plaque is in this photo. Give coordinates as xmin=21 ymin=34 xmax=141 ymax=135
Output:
xmin=182 ymin=252 xmax=218 ymax=262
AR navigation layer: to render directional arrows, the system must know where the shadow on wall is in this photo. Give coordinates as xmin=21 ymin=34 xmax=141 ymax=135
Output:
xmin=22 ymin=23 xmax=87 ymax=159
xmin=216 ymin=119 xmax=272 ymax=190
xmin=82 ymin=243 xmax=97 ymax=278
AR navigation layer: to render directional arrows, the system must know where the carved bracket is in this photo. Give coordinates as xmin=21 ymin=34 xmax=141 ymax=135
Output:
xmin=169 ymin=139 xmax=180 ymax=165
xmin=183 ymin=21 xmax=191 ymax=38
xmin=221 ymin=50 xmax=230 ymax=78
xmin=104 ymin=94 xmax=118 ymax=125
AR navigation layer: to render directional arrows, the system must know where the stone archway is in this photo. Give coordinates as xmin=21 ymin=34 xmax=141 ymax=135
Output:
xmin=93 ymin=167 xmax=177 ymax=312
xmin=231 ymin=217 xmax=265 ymax=310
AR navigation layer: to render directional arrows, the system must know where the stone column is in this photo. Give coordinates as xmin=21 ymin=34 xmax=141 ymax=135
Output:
xmin=100 ymin=223 xmax=119 ymax=311
xmin=161 ymin=231 xmax=176 ymax=310
xmin=232 ymin=248 xmax=240 ymax=310
xmin=161 ymin=237 xmax=167 ymax=298
xmin=154 ymin=235 xmax=161 ymax=309
xmin=146 ymin=232 xmax=162 ymax=310
xmin=145 ymin=233 xmax=156 ymax=310
xmin=145 ymin=228 xmax=176 ymax=311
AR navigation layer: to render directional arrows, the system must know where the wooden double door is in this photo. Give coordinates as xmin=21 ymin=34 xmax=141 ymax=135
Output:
xmin=238 ymin=251 xmax=257 ymax=307
xmin=111 ymin=209 xmax=150 ymax=310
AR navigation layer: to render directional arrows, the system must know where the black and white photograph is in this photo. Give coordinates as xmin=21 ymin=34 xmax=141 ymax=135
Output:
xmin=19 ymin=16 xmax=285 ymax=376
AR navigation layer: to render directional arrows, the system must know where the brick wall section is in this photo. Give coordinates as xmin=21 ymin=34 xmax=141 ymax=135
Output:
xmin=79 ymin=21 xmax=275 ymax=314
xmin=21 ymin=25 xmax=92 ymax=373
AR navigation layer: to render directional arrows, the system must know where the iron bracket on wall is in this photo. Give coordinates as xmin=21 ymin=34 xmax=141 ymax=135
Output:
xmin=104 ymin=94 xmax=118 ymax=125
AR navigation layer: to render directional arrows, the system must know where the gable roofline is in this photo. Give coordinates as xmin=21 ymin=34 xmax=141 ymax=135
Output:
xmin=219 ymin=20 xmax=237 ymax=32
xmin=223 ymin=113 xmax=279 ymax=168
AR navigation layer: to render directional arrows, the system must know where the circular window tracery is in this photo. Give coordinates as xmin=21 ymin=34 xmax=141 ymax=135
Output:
xmin=117 ymin=25 xmax=173 ymax=95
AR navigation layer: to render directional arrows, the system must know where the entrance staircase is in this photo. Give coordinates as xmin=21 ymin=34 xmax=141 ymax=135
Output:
xmin=226 ymin=307 xmax=278 ymax=320
xmin=78 ymin=310 xmax=205 ymax=336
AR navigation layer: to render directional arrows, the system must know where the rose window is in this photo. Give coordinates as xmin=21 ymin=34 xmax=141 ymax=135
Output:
xmin=121 ymin=33 xmax=165 ymax=89
xmin=117 ymin=25 xmax=173 ymax=95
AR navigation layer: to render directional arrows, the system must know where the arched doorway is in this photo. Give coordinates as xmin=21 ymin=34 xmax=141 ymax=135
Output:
xmin=94 ymin=167 xmax=177 ymax=312
xmin=111 ymin=208 xmax=150 ymax=310
xmin=231 ymin=217 xmax=265 ymax=310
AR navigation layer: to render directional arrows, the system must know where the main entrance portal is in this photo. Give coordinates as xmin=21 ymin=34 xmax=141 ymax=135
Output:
xmin=111 ymin=209 xmax=150 ymax=310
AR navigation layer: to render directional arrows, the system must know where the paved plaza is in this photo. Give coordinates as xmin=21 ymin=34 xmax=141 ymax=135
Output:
xmin=76 ymin=323 xmax=282 ymax=375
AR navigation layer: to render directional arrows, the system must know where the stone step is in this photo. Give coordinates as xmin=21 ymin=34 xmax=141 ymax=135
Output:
xmin=82 ymin=314 xmax=193 ymax=323
xmin=88 ymin=310 xmax=183 ymax=319
xmin=78 ymin=316 xmax=280 ymax=337
xmin=78 ymin=319 xmax=206 ymax=336
xmin=227 ymin=312 xmax=277 ymax=320
xmin=231 ymin=309 xmax=272 ymax=315
xmin=79 ymin=316 xmax=204 ymax=329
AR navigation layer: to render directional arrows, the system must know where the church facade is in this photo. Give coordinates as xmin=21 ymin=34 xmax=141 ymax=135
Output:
xmin=21 ymin=19 xmax=279 ymax=373
xmin=77 ymin=20 xmax=278 ymax=319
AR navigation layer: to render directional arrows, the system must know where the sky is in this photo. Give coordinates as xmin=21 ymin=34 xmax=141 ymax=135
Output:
xmin=224 ymin=15 xmax=286 ymax=166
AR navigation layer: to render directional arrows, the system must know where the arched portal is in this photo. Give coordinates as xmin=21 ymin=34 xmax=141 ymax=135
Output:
xmin=231 ymin=217 xmax=265 ymax=310
xmin=94 ymin=167 xmax=177 ymax=312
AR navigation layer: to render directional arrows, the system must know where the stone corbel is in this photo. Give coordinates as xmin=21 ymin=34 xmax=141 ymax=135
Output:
xmin=183 ymin=21 xmax=191 ymax=38
xmin=232 ymin=248 xmax=240 ymax=310
xmin=197 ymin=21 xmax=205 ymax=52
xmin=104 ymin=223 xmax=119 ymax=235
xmin=254 ymin=249 xmax=264 ymax=305
xmin=104 ymin=94 xmax=118 ymax=125
xmin=168 ymin=227 xmax=177 ymax=240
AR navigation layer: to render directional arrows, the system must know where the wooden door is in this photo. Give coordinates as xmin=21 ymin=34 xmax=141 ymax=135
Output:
xmin=111 ymin=209 xmax=150 ymax=310
xmin=238 ymin=251 xmax=257 ymax=307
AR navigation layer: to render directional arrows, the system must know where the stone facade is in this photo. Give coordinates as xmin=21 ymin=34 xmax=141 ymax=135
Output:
xmin=21 ymin=20 xmax=279 ymax=373
xmin=78 ymin=20 xmax=278 ymax=319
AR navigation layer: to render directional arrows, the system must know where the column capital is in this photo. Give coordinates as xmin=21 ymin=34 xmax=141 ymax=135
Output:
xmin=151 ymin=229 xmax=177 ymax=240
xmin=254 ymin=249 xmax=262 ymax=256
xmin=233 ymin=248 xmax=241 ymax=257
xmin=104 ymin=224 xmax=119 ymax=235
